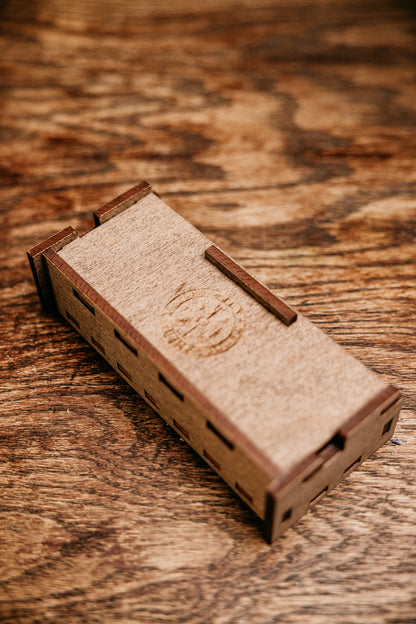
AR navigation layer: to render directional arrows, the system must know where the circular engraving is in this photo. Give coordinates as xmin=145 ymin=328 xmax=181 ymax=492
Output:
xmin=161 ymin=289 xmax=245 ymax=357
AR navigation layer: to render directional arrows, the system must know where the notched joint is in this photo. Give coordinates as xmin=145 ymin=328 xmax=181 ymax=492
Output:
xmin=317 ymin=431 xmax=345 ymax=455
xmin=93 ymin=181 xmax=152 ymax=226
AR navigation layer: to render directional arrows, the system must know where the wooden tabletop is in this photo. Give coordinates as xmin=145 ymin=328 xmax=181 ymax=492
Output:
xmin=1 ymin=1 xmax=415 ymax=622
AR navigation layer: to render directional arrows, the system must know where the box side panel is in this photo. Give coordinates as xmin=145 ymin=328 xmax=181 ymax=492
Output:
xmin=43 ymin=250 xmax=277 ymax=519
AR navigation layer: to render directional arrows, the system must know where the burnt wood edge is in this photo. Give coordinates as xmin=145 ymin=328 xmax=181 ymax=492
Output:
xmin=42 ymin=249 xmax=281 ymax=489
xmin=93 ymin=180 xmax=152 ymax=226
xmin=27 ymin=226 xmax=78 ymax=312
xmin=205 ymin=245 xmax=297 ymax=326
xmin=264 ymin=384 xmax=402 ymax=543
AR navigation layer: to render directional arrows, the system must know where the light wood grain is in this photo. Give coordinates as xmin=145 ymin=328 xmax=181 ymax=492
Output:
xmin=0 ymin=0 xmax=415 ymax=621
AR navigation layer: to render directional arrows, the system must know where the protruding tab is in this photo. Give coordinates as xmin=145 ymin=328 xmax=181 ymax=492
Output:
xmin=93 ymin=181 xmax=152 ymax=226
xmin=205 ymin=244 xmax=297 ymax=326
xmin=27 ymin=226 xmax=78 ymax=312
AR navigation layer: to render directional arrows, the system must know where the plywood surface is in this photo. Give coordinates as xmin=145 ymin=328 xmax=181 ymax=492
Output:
xmin=1 ymin=0 xmax=415 ymax=622
xmin=58 ymin=192 xmax=387 ymax=476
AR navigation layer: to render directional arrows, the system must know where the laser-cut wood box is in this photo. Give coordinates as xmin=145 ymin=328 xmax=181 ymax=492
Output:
xmin=28 ymin=182 xmax=402 ymax=542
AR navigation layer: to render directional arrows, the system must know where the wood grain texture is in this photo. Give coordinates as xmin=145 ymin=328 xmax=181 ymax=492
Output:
xmin=1 ymin=0 xmax=415 ymax=622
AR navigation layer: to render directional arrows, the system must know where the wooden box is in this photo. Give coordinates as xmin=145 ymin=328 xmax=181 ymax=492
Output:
xmin=27 ymin=182 xmax=402 ymax=542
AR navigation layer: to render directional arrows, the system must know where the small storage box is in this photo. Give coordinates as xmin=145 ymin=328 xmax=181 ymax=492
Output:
xmin=28 ymin=182 xmax=402 ymax=541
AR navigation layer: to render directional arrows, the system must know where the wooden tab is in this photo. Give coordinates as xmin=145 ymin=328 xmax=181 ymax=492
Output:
xmin=205 ymin=244 xmax=297 ymax=326
xmin=27 ymin=226 xmax=78 ymax=312
xmin=93 ymin=181 xmax=152 ymax=226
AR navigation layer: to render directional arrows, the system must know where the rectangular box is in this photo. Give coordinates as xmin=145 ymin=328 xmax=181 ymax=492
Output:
xmin=28 ymin=182 xmax=402 ymax=541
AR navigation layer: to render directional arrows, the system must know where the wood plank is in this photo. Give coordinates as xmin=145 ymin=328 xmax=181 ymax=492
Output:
xmin=1 ymin=0 xmax=415 ymax=621
xmin=205 ymin=244 xmax=297 ymax=325
xmin=93 ymin=180 xmax=152 ymax=226
xmin=57 ymin=190 xmax=389 ymax=479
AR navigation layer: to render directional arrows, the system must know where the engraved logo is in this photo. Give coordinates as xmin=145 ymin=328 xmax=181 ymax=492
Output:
xmin=161 ymin=289 xmax=244 ymax=357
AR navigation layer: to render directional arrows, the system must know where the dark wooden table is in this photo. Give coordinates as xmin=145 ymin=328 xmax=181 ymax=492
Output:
xmin=1 ymin=1 xmax=415 ymax=622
